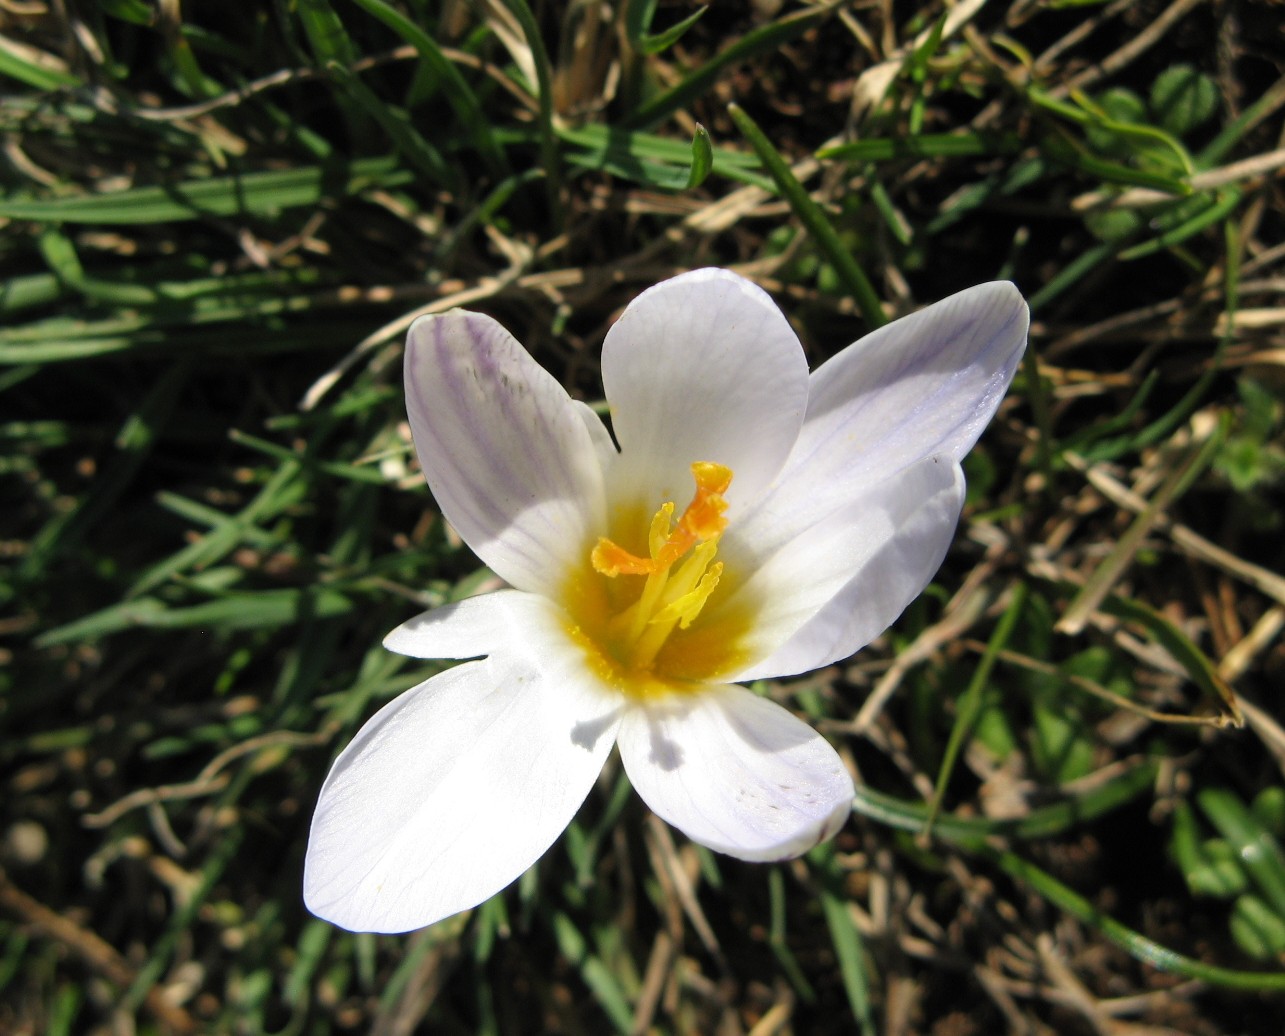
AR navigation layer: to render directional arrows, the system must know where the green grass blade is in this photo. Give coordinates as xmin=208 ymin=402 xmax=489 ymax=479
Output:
xmin=985 ymin=845 xmax=1285 ymax=991
xmin=1198 ymin=788 xmax=1285 ymax=921
xmin=0 ymin=156 xmax=411 ymax=224
xmin=926 ymin=582 xmax=1028 ymax=835
xmin=496 ymin=0 xmax=561 ymax=214
xmin=346 ymin=0 xmax=508 ymax=177
xmin=812 ymin=848 xmax=875 ymax=1036
xmin=625 ymin=2 xmax=837 ymax=129
xmin=0 ymin=43 xmax=81 ymax=90
xmin=853 ymin=761 xmax=1160 ymax=842
xmin=1058 ymin=416 xmax=1229 ymax=638
xmin=325 ymin=62 xmax=457 ymax=190
xmin=818 ymin=131 xmax=1021 ymax=162
xmin=636 ymin=5 xmax=707 ymax=55
xmin=685 ymin=124 xmax=713 ymax=188
xmin=728 ymin=103 xmax=885 ymax=329
xmin=35 ymin=587 xmax=357 ymax=646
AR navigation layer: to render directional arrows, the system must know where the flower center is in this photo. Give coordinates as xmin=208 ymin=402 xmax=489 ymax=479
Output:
xmin=589 ymin=461 xmax=731 ymax=671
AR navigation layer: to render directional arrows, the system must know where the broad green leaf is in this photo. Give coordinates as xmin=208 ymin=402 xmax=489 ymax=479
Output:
xmin=1152 ymin=64 xmax=1221 ymax=137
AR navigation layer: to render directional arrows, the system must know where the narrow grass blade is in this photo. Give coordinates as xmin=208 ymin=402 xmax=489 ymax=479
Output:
xmin=686 ymin=124 xmax=713 ymax=188
xmin=728 ymin=103 xmax=885 ymax=329
xmin=1117 ymin=188 xmax=1242 ymax=260
xmin=347 ymin=0 xmax=508 ymax=177
xmin=812 ymin=848 xmax=875 ymax=1036
xmin=984 ymin=845 xmax=1285 ymax=991
xmin=20 ymin=361 xmax=191 ymax=581
xmin=767 ymin=868 xmax=816 ymax=1002
xmin=0 ymin=43 xmax=81 ymax=90
xmin=0 ymin=157 xmax=411 ymax=224
xmin=818 ymin=131 xmax=1021 ymax=162
xmin=635 ymin=5 xmax=707 ymax=55
xmin=326 ymin=62 xmax=457 ymax=190
xmin=229 ymin=429 xmax=388 ymax=485
xmin=497 ymin=0 xmax=561 ymax=214
xmin=550 ymin=912 xmax=633 ymax=1034
xmin=625 ymin=2 xmax=837 ymax=129
xmin=35 ymin=587 xmax=356 ymax=646
xmin=1198 ymin=788 xmax=1285 ymax=920
xmin=1058 ymin=414 xmax=1228 ymax=636
xmin=853 ymin=760 xmax=1159 ymax=842
xmin=559 ymin=122 xmax=764 ymax=189
xmin=1102 ymin=594 xmax=1242 ymax=726
xmin=926 ymin=583 xmax=1028 ymax=836
xmin=128 ymin=462 xmax=307 ymax=597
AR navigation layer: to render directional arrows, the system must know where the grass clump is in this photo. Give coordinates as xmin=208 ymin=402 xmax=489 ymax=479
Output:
xmin=3 ymin=1 xmax=1284 ymax=1033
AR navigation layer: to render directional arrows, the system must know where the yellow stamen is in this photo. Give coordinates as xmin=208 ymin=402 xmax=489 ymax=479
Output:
xmin=589 ymin=462 xmax=733 ymax=671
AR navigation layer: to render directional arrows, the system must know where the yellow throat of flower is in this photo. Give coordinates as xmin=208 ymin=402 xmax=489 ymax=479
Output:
xmin=563 ymin=462 xmax=750 ymax=695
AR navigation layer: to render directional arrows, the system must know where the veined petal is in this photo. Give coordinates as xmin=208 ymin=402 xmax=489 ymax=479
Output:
xmin=733 ymin=459 xmax=966 ymax=681
xmin=304 ymin=643 xmax=622 ymax=933
xmin=383 ymin=589 xmax=550 ymax=660
xmin=618 ymin=686 xmax=853 ymax=861
xmin=744 ymin=282 xmax=1025 ymax=556
xmin=716 ymin=455 xmax=964 ymax=680
xmin=601 ymin=269 xmax=808 ymax=514
xmin=573 ymin=400 xmax=620 ymax=470
xmin=405 ymin=311 xmax=606 ymax=594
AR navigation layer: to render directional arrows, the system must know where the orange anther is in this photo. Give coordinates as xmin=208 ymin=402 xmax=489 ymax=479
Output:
xmin=591 ymin=462 xmax=733 ymax=580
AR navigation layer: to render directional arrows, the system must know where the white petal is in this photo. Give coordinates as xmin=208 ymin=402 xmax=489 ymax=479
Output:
xmin=733 ymin=460 xmax=966 ymax=681
xmin=742 ymin=282 xmax=1025 ymax=557
xmin=802 ymin=281 xmax=1027 ymax=481
xmin=573 ymin=400 xmax=619 ymax=469
xmin=618 ymin=686 xmax=852 ymax=861
xmin=383 ymin=589 xmax=550 ymax=659
xmin=717 ymin=455 xmax=964 ymax=681
xmin=304 ymin=631 xmax=622 ymax=933
xmin=405 ymin=311 xmax=606 ymax=593
xmin=601 ymin=269 xmax=808 ymax=514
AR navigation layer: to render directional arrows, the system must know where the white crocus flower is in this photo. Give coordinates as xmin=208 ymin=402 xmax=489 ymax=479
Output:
xmin=304 ymin=269 xmax=1028 ymax=934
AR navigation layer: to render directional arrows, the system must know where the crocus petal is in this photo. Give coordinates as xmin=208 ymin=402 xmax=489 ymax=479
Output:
xmin=732 ymin=459 xmax=966 ymax=681
xmin=384 ymin=589 xmax=551 ymax=659
xmin=405 ymin=311 xmax=606 ymax=593
xmin=715 ymin=454 xmax=964 ymax=681
xmin=304 ymin=634 xmax=622 ymax=933
xmin=601 ymin=269 xmax=809 ymax=514
xmin=742 ymin=282 xmax=1025 ymax=557
xmin=573 ymin=400 xmax=620 ymax=469
xmin=617 ymin=685 xmax=853 ymax=861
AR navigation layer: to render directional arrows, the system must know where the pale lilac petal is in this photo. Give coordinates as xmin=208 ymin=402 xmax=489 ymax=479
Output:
xmin=573 ymin=400 xmax=619 ymax=469
xmin=618 ymin=686 xmax=852 ymax=861
xmin=740 ymin=282 xmax=1025 ymax=558
xmin=601 ymin=269 xmax=808 ymax=515
xmin=798 ymin=281 xmax=1027 ymax=482
xmin=732 ymin=460 xmax=966 ymax=681
xmin=383 ymin=589 xmax=550 ymax=659
xmin=713 ymin=455 xmax=964 ymax=680
xmin=405 ymin=312 xmax=606 ymax=593
xmin=304 ymin=617 xmax=623 ymax=933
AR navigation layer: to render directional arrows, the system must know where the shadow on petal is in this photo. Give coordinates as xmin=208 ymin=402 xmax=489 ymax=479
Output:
xmin=571 ymin=708 xmax=621 ymax=751
xmin=646 ymin=721 xmax=685 ymax=771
